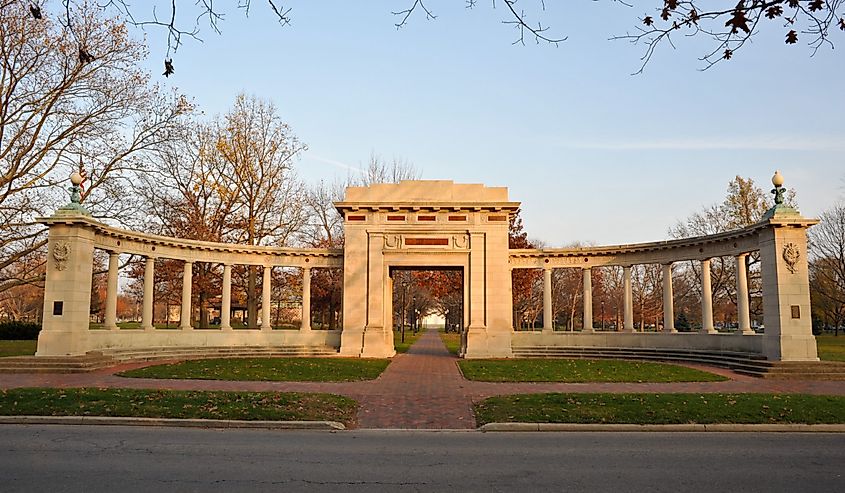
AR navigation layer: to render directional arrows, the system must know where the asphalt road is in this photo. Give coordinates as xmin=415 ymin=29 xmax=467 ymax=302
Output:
xmin=1 ymin=425 xmax=843 ymax=492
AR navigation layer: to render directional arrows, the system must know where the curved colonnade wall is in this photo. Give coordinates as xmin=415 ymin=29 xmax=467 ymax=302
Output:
xmin=35 ymin=179 xmax=820 ymax=362
xmin=509 ymin=208 xmax=819 ymax=361
xmin=36 ymin=213 xmax=342 ymax=356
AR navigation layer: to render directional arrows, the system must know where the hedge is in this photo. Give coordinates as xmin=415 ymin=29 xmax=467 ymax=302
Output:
xmin=0 ymin=321 xmax=41 ymax=340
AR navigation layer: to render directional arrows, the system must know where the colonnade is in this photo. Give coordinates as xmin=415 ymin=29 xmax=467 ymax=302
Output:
xmin=100 ymin=252 xmax=314 ymax=332
xmin=532 ymin=253 xmax=755 ymax=334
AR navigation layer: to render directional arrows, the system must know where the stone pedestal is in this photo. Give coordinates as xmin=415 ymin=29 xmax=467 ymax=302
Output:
xmin=36 ymin=217 xmax=95 ymax=356
xmin=759 ymin=213 xmax=819 ymax=361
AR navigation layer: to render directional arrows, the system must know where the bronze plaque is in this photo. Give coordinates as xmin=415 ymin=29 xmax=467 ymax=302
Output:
xmin=791 ymin=305 xmax=801 ymax=319
xmin=405 ymin=238 xmax=449 ymax=246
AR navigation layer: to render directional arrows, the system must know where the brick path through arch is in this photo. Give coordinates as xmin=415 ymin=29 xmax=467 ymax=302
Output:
xmin=3 ymin=329 xmax=845 ymax=429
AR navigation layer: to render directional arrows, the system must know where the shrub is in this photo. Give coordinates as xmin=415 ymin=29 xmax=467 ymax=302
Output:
xmin=0 ymin=321 xmax=41 ymax=340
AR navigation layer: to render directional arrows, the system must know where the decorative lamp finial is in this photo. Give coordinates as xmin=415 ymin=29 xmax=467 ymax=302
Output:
xmin=771 ymin=170 xmax=786 ymax=206
xmin=69 ymin=172 xmax=83 ymax=204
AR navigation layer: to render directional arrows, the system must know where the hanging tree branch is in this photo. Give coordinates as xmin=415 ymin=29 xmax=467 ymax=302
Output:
xmin=612 ymin=0 xmax=845 ymax=74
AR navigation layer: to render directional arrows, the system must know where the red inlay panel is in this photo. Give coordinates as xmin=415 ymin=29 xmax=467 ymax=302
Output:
xmin=347 ymin=215 xmax=366 ymax=221
xmin=448 ymin=215 xmax=467 ymax=221
xmin=488 ymin=215 xmax=507 ymax=221
xmin=387 ymin=215 xmax=406 ymax=221
xmin=417 ymin=215 xmax=436 ymax=221
xmin=405 ymin=238 xmax=449 ymax=246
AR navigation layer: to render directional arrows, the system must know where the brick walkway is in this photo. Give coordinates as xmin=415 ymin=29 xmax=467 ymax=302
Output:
xmin=3 ymin=330 xmax=845 ymax=429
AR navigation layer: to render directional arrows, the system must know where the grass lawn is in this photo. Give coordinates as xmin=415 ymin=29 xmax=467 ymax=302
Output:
xmin=118 ymin=357 xmax=390 ymax=382
xmin=0 ymin=387 xmax=357 ymax=425
xmin=439 ymin=331 xmax=461 ymax=355
xmin=0 ymin=340 xmax=37 ymax=357
xmin=474 ymin=393 xmax=845 ymax=425
xmin=459 ymin=359 xmax=727 ymax=383
xmin=393 ymin=329 xmax=423 ymax=353
xmin=817 ymin=335 xmax=845 ymax=362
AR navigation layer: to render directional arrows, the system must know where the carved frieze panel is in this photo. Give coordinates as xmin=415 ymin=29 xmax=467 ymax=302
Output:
xmin=52 ymin=241 xmax=70 ymax=271
xmin=783 ymin=242 xmax=801 ymax=274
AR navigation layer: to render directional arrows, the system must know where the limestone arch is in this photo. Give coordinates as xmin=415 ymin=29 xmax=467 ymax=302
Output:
xmin=335 ymin=181 xmax=519 ymax=358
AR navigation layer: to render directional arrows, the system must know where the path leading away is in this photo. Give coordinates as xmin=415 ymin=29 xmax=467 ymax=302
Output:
xmin=3 ymin=329 xmax=845 ymax=429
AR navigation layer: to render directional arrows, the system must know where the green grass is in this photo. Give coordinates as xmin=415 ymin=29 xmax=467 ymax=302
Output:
xmin=0 ymin=387 xmax=357 ymax=425
xmin=474 ymin=393 xmax=845 ymax=425
xmin=439 ymin=331 xmax=461 ymax=355
xmin=118 ymin=357 xmax=390 ymax=382
xmin=0 ymin=340 xmax=37 ymax=357
xmin=817 ymin=335 xmax=845 ymax=362
xmin=458 ymin=359 xmax=727 ymax=383
xmin=393 ymin=329 xmax=423 ymax=353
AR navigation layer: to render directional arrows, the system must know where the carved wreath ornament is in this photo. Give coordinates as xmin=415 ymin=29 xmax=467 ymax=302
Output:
xmin=782 ymin=242 xmax=800 ymax=274
xmin=52 ymin=241 xmax=70 ymax=271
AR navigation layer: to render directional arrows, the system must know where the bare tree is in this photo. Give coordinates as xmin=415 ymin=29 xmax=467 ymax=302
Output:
xmin=810 ymin=203 xmax=845 ymax=334
xmin=213 ymin=93 xmax=307 ymax=326
xmin=0 ymin=1 xmax=190 ymax=300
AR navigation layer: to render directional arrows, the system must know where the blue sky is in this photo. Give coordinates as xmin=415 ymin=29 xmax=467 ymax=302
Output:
xmin=136 ymin=1 xmax=843 ymax=246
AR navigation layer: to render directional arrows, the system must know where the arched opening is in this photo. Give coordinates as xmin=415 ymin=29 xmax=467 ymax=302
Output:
xmin=389 ymin=266 xmax=465 ymax=356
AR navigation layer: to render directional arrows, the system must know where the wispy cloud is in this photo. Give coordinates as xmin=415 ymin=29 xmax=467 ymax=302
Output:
xmin=307 ymin=154 xmax=365 ymax=174
xmin=555 ymin=135 xmax=845 ymax=152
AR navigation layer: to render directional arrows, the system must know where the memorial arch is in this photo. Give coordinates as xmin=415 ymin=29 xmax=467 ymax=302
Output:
xmin=334 ymin=181 xmax=517 ymax=358
xmin=35 ymin=175 xmax=820 ymax=362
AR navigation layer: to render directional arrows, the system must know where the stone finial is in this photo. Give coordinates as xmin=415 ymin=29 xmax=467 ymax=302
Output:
xmin=69 ymin=171 xmax=83 ymax=204
xmin=53 ymin=170 xmax=91 ymax=217
xmin=771 ymin=170 xmax=786 ymax=206
xmin=763 ymin=170 xmax=800 ymax=220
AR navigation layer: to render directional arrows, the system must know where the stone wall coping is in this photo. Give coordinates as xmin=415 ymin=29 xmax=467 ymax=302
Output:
xmin=509 ymin=215 xmax=818 ymax=262
xmin=334 ymin=201 xmax=521 ymax=214
xmin=37 ymin=213 xmax=342 ymax=260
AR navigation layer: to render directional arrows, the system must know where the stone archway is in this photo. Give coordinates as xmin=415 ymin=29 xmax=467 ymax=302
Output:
xmin=335 ymin=181 xmax=519 ymax=358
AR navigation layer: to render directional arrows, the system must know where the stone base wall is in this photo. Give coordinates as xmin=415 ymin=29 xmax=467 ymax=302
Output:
xmin=511 ymin=331 xmax=764 ymax=354
xmin=36 ymin=330 xmax=341 ymax=356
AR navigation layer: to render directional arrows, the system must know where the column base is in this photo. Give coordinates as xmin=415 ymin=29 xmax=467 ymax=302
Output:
xmin=360 ymin=325 xmax=395 ymax=358
xmin=36 ymin=330 xmax=89 ymax=356
xmin=764 ymin=334 xmax=819 ymax=361
xmin=464 ymin=327 xmax=512 ymax=359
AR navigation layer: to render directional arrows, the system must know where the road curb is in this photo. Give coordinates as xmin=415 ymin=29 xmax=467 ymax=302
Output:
xmin=0 ymin=415 xmax=345 ymax=430
xmin=478 ymin=423 xmax=845 ymax=432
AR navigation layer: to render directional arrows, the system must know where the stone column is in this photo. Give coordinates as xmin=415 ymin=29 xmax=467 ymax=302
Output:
xmin=700 ymin=259 xmax=716 ymax=334
xmin=180 ymin=261 xmax=193 ymax=330
xmin=261 ymin=265 xmax=272 ymax=331
xmin=221 ymin=263 xmax=232 ymax=331
xmin=543 ymin=267 xmax=553 ymax=333
xmin=141 ymin=256 xmax=155 ymax=331
xmin=582 ymin=268 xmax=594 ymax=332
xmin=662 ymin=263 xmax=676 ymax=333
xmin=301 ymin=266 xmax=311 ymax=331
xmin=622 ymin=265 xmax=634 ymax=332
xmin=104 ymin=252 xmax=120 ymax=331
xmin=736 ymin=253 xmax=753 ymax=335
